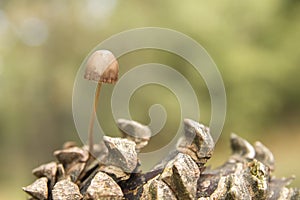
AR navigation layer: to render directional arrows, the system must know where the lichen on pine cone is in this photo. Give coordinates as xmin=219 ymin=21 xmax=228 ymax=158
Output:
xmin=23 ymin=119 xmax=300 ymax=200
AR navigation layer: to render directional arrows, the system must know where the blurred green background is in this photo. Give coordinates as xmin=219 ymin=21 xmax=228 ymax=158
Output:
xmin=0 ymin=0 xmax=300 ymax=199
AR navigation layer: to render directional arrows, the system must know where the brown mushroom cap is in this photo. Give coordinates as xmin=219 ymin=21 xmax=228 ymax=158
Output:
xmin=84 ymin=50 xmax=119 ymax=84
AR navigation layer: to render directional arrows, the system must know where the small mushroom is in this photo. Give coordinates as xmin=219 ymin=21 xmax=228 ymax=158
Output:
xmin=84 ymin=50 xmax=119 ymax=154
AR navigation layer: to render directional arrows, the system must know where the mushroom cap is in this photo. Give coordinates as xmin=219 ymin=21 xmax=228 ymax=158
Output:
xmin=84 ymin=50 xmax=119 ymax=84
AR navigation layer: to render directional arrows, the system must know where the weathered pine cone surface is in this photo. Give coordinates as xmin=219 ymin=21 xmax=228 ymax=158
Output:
xmin=23 ymin=119 xmax=300 ymax=200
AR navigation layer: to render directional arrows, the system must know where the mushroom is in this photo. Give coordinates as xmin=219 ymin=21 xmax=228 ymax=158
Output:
xmin=84 ymin=50 xmax=119 ymax=155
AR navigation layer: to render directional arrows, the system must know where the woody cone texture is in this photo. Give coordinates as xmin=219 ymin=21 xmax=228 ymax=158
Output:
xmin=23 ymin=119 xmax=299 ymax=200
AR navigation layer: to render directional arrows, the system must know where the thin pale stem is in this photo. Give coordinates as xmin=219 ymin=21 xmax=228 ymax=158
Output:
xmin=88 ymin=82 xmax=102 ymax=155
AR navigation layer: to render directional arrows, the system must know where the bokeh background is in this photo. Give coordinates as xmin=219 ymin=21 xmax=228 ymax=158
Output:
xmin=0 ymin=0 xmax=299 ymax=199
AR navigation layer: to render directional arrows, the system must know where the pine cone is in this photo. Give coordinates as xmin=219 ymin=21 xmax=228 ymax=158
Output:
xmin=23 ymin=119 xmax=299 ymax=200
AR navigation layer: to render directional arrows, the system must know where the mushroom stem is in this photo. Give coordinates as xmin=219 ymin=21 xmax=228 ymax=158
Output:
xmin=88 ymin=82 xmax=102 ymax=155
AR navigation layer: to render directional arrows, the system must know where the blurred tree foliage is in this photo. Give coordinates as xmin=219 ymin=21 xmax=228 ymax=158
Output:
xmin=0 ymin=0 xmax=299 ymax=199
